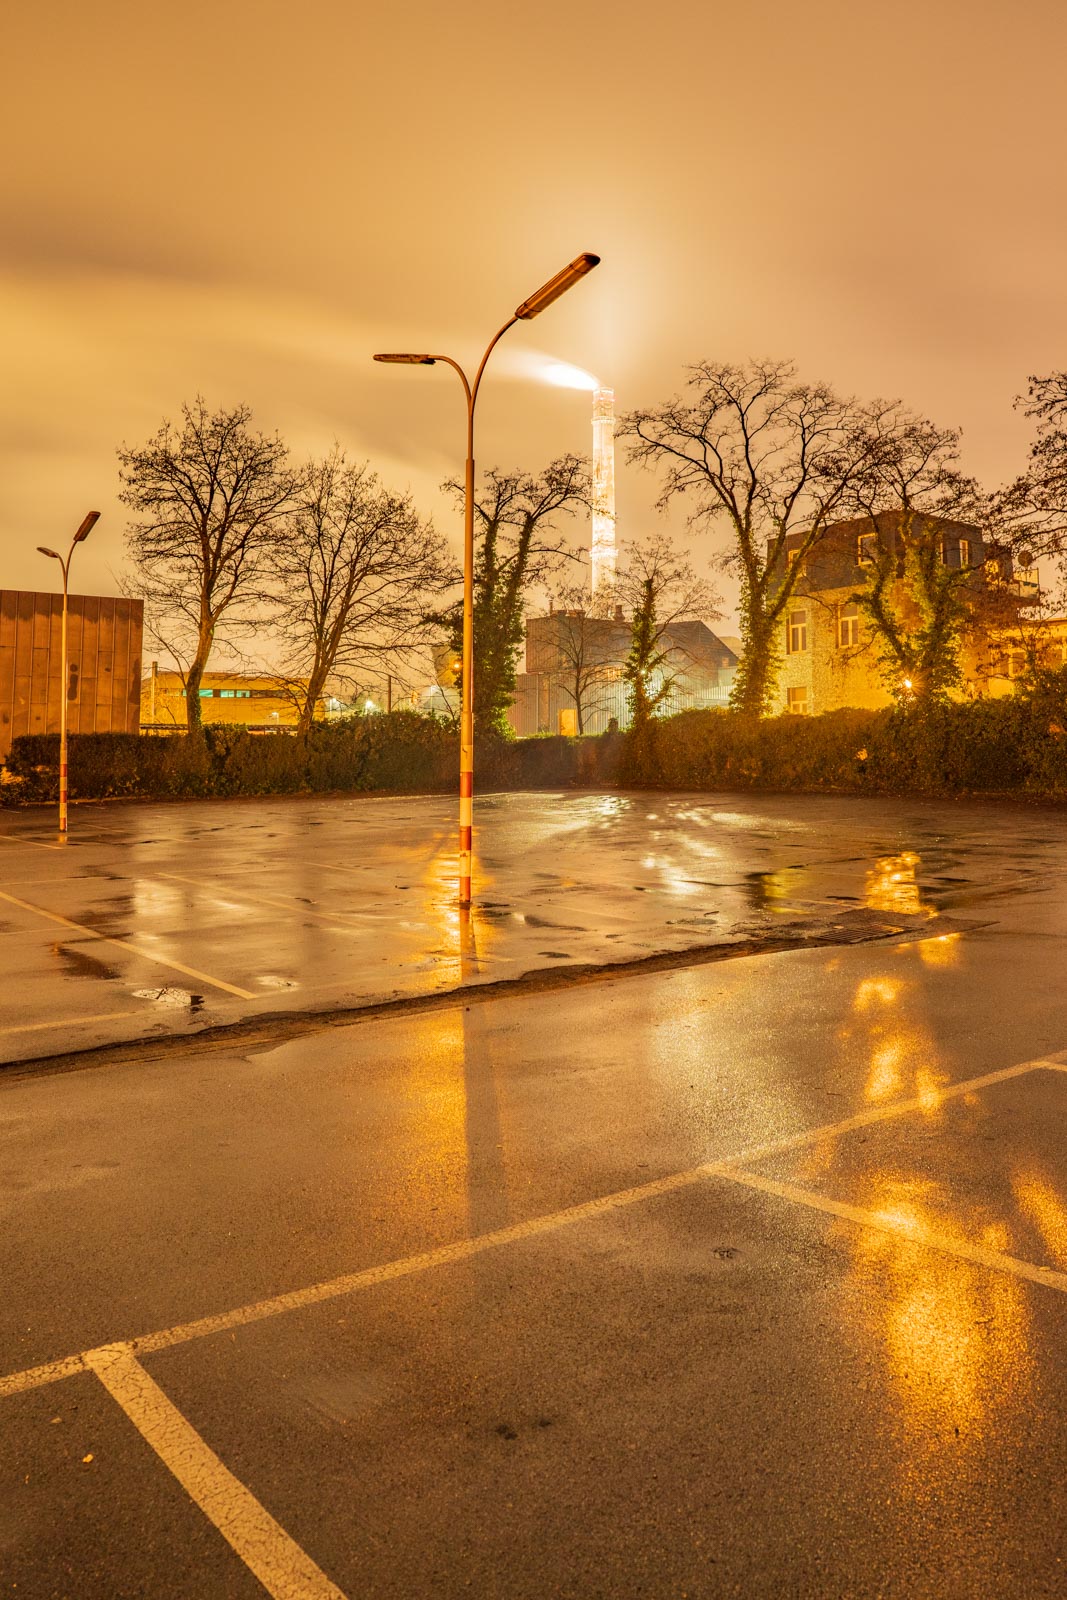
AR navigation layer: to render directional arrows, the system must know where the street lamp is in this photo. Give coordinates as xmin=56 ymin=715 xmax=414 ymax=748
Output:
xmin=37 ymin=511 xmax=100 ymax=835
xmin=375 ymin=251 xmax=600 ymax=908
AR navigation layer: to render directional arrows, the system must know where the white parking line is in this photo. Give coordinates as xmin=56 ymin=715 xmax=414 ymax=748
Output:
xmin=86 ymin=1344 xmax=347 ymax=1600
xmin=2 ymin=1052 xmax=1062 ymax=1404
xmin=161 ymin=872 xmax=367 ymax=928
xmin=0 ymin=1010 xmax=140 ymax=1039
xmin=0 ymin=888 xmax=256 ymax=1000
xmin=721 ymin=1168 xmax=1067 ymax=1293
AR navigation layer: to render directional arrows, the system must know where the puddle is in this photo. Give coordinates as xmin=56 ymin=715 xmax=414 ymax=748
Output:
xmin=132 ymin=987 xmax=205 ymax=1011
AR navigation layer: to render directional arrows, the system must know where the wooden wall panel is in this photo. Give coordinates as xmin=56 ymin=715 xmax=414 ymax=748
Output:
xmin=0 ymin=592 xmax=144 ymax=758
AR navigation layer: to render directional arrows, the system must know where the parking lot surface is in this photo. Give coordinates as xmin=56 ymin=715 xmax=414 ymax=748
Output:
xmin=5 ymin=789 xmax=1067 ymax=1595
xmin=1 ymin=787 xmax=1063 ymax=1062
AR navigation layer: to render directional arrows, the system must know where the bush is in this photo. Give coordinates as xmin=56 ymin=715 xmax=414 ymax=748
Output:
xmin=619 ymin=691 xmax=1067 ymax=799
xmin=0 ymin=714 xmax=459 ymax=805
xmin=6 ymin=690 xmax=1067 ymax=808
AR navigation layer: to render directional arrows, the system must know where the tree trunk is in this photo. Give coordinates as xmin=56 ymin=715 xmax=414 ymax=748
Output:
xmin=297 ymin=658 xmax=330 ymax=741
xmin=184 ymin=635 xmax=213 ymax=734
xmin=730 ymin=616 xmax=778 ymax=718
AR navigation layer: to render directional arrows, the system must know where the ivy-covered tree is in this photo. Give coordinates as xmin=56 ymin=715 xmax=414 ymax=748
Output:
xmin=622 ymin=360 xmax=874 ymax=717
xmin=841 ymin=412 xmax=1012 ymax=705
xmin=438 ymin=456 xmax=589 ymax=736
xmin=620 ymin=533 xmax=719 ymax=729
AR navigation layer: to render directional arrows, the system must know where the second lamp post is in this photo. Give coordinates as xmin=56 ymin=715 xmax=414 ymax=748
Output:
xmin=37 ymin=511 xmax=101 ymax=836
xmin=375 ymin=251 xmax=600 ymax=908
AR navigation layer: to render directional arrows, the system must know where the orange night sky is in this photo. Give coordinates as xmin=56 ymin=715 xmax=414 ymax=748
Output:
xmin=4 ymin=0 xmax=1067 ymax=628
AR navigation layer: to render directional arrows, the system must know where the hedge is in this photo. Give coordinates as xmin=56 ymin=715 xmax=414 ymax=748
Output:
xmin=0 ymin=715 xmax=458 ymax=804
xmin=5 ymin=677 xmax=1067 ymax=806
xmin=620 ymin=675 xmax=1067 ymax=799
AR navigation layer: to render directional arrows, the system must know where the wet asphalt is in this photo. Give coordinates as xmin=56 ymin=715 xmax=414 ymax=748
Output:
xmin=3 ymin=790 xmax=1067 ymax=1596
xmin=0 ymin=787 xmax=1062 ymax=1063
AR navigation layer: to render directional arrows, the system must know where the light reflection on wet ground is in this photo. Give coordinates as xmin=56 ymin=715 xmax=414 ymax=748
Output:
xmin=1 ymin=788 xmax=1066 ymax=1059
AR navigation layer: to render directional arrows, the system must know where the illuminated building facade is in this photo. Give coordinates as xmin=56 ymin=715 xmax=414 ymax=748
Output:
xmin=771 ymin=513 xmax=1038 ymax=715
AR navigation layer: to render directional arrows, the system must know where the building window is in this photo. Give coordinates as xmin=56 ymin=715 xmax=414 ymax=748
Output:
xmin=787 ymin=686 xmax=809 ymax=715
xmin=787 ymin=610 xmax=808 ymax=653
xmin=857 ymin=533 xmax=877 ymax=565
xmin=838 ymin=603 xmax=860 ymax=648
xmin=940 ymin=539 xmax=971 ymax=568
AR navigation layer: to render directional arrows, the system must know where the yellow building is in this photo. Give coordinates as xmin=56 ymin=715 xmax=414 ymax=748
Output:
xmin=141 ymin=667 xmax=324 ymax=731
xmin=983 ymin=619 xmax=1067 ymax=696
xmin=770 ymin=515 xmax=1038 ymax=715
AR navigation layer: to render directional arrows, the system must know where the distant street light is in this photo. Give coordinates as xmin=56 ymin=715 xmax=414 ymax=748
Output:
xmin=375 ymin=251 xmax=600 ymax=908
xmin=37 ymin=511 xmax=101 ymax=836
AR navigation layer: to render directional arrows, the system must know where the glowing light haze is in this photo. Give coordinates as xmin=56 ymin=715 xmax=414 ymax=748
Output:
xmin=541 ymin=362 xmax=600 ymax=392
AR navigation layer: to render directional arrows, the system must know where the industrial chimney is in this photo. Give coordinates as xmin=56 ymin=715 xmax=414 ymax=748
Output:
xmin=591 ymin=386 xmax=616 ymax=603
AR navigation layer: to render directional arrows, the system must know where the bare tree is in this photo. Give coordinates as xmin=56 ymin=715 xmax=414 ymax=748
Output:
xmin=840 ymin=412 xmax=1015 ymax=704
xmin=118 ymin=398 xmax=293 ymax=733
xmin=270 ymin=448 xmax=454 ymax=737
xmin=619 ymin=533 xmax=720 ymax=729
xmin=622 ymin=360 xmax=874 ymax=717
xmin=995 ymin=372 xmax=1067 ymax=584
xmin=437 ymin=455 xmax=590 ymax=735
xmin=545 ymin=579 xmax=618 ymax=735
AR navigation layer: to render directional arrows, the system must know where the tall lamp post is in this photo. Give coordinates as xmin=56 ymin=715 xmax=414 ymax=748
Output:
xmin=375 ymin=251 xmax=600 ymax=908
xmin=37 ymin=511 xmax=101 ymax=835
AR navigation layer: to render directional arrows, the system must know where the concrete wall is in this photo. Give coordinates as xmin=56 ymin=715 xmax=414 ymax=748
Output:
xmin=0 ymin=590 xmax=143 ymax=759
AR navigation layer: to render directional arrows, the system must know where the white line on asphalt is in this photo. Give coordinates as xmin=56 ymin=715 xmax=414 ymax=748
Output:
xmin=714 ymin=1057 xmax=1055 ymax=1171
xmin=0 ymin=1165 xmax=740 ymax=1399
xmin=160 ymin=872 xmax=368 ymax=928
xmin=0 ymin=888 xmax=256 ymax=1000
xmin=1 ymin=1052 xmax=1064 ymax=1402
xmin=0 ymin=1010 xmax=141 ymax=1039
xmin=85 ymin=1344 xmax=347 ymax=1600
xmin=720 ymin=1168 xmax=1067 ymax=1292
xmin=0 ymin=834 xmax=66 ymax=852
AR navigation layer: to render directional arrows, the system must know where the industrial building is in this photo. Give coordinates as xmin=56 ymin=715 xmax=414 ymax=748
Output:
xmin=141 ymin=667 xmax=325 ymax=731
xmin=0 ymin=589 xmax=143 ymax=761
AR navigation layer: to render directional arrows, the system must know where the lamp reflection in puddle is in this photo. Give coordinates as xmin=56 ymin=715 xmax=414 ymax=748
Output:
xmin=866 ymin=852 xmax=933 ymax=917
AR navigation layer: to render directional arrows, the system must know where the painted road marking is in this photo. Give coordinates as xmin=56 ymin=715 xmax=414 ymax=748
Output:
xmin=161 ymin=872 xmax=369 ymax=929
xmin=0 ymin=1010 xmax=141 ymax=1039
xmin=720 ymin=1168 xmax=1067 ymax=1293
xmin=0 ymin=888 xmax=256 ymax=1000
xmin=714 ymin=1057 xmax=1053 ymax=1171
xmin=1 ymin=1052 xmax=1063 ymax=1402
xmin=85 ymin=1344 xmax=347 ymax=1600
xmin=0 ymin=834 xmax=66 ymax=852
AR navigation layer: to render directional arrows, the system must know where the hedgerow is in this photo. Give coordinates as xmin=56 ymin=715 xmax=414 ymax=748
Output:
xmin=5 ymin=675 xmax=1067 ymax=806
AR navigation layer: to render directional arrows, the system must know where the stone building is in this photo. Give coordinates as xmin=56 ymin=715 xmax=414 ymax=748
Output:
xmin=770 ymin=514 xmax=1036 ymax=715
xmin=508 ymin=608 xmax=738 ymax=735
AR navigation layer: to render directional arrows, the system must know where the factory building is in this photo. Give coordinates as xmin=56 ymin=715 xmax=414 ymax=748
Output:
xmin=0 ymin=590 xmax=143 ymax=761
